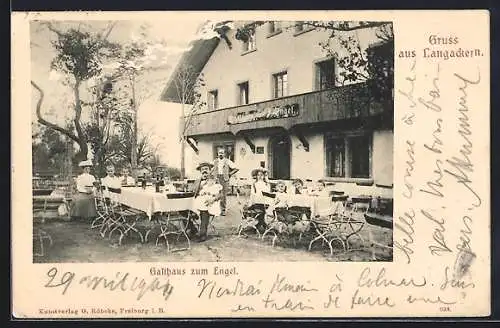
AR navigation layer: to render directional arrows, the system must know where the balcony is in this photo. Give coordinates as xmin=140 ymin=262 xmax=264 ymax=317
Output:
xmin=182 ymin=82 xmax=393 ymax=138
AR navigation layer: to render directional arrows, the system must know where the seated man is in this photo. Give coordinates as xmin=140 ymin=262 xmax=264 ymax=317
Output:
xmin=120 ymin=166 xmax=136 ymax=186
xmin=194 ymin=174 xmax=222 ymax=217
xmin=183 ymin=162 xmax=217 ymax=242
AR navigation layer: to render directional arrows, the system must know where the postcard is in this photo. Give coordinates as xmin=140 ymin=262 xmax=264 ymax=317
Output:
xmin=11 ymin=10 xmax=490 ymax=318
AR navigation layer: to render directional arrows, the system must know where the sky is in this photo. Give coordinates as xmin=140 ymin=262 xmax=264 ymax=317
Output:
xmin=30 ymin=19 xmax=206 ymax=168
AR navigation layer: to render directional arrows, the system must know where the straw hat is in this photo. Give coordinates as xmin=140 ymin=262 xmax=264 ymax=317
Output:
xmin=196 ymin=161 xmax=214 ymax=171
xmin=78 ymin=159 xmax=93 ymax=167
xmin=251 ymin=167 xmax=265 ymax=178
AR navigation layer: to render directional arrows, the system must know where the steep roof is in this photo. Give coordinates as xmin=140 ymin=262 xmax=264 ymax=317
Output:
xmin=159 ymin=37 xmax=220 ymax=104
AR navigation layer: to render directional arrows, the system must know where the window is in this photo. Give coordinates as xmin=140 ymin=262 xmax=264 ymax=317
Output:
xmin=325 ymin=138 xmax=345 ymax=177
xmin=325 ymin=134 xmax=371 ymax=179
xmin=237 ymin=81 xmax=249 ymax=105
xmin=208 ymin=90 xmax=218 ymax=111
xmin=350 ymin=135 xmax=371 ymax=178
xmin=268 ymin=21 xmax=282 ymax=35
xmin=316 ymin=59 xmax=336 ymax=90
xmin=213 ymin=143 xmax=235 ymax=162
xmin=273 ymin=71 xmax=288 ymax=98
xmin=242 ymin=29 xmax=256 ymax=52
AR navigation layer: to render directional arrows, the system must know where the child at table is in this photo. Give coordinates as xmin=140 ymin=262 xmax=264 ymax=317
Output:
xmin=163 ymin=176 xmax=178 ymax=193
xmin=309 ymin=180 xmax=329 ymax=197
xmin=194 ymin=174 xmax=222 ymax=216
xmin=289 ymin=178 xmax=305 ymax=195
xmin=285 ymin=178 xmax=312 ymax=221
xmin=275 ymin=180 xmax=287 ymax=194
xmin=265 ymin=181 xmax=290 ymax=228
xmin=272 ymin=181 xmax=288 ymax=208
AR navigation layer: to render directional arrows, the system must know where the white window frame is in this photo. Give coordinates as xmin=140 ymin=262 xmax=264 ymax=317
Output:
xmin=272 ymin=71 xmax=289 ymax=99
xmin=207 ymin=89 xmax=218 ymax=111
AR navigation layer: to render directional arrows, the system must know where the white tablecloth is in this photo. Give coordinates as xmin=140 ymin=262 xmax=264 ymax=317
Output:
xmin=105 ymin=187 xmax=194 ymax=218
xmin=251 ymin=193 xmax=335 ymax=217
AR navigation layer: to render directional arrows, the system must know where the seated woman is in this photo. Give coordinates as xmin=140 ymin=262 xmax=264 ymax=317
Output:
xmin=70 ymin=160 xmax=97 ymax=221
xmin=245 ymin=168 xmax=271 ymax=232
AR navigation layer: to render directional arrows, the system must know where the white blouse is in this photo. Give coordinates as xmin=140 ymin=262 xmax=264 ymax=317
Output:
xmin=251 ymin=180 xmax=271 ymax=196
xmin=76 ymin=173 xmax=96 ymax=193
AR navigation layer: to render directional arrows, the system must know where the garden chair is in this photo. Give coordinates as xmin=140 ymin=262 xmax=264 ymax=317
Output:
xmin=106 ymin=187 xmax=146 ymax=246
xmin=235 ymin=189 xmax=262 ymax=238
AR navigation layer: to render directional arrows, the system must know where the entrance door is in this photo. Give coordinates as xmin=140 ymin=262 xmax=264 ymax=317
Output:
xmin=268 ymin=134 xmax=291 ymax=180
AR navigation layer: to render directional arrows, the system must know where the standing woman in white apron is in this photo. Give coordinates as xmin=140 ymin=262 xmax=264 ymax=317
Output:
xmin=70 ymin=160 xmax=97 ymax=220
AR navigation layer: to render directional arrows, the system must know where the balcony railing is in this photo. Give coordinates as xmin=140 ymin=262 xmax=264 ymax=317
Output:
xmin=182 ymin=82 xmax=392 ymax=137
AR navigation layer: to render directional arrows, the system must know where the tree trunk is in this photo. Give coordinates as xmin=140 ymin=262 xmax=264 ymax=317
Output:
xmin=180 ymin=136 xmax=186 ymax=180
xmin=130 ymin=75 xmax=138 ymax=179
xmin=180 ymin=99 xmax=187 ymax=181
xmin=31 ymin=80 xmax=88 ymax=164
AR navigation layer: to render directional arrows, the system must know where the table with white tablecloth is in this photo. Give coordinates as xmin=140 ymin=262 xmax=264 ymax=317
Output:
xmin=104 ymin=187 xmax=195 ymax=218
xmin=102 ymin=187 xmax=196 ymax=251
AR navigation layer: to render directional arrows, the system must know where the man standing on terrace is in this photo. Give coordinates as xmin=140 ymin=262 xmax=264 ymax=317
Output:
xmin=212 ymin=148 xmax=239 ymax=216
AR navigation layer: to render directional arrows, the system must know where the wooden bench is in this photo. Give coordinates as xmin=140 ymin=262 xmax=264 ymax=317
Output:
xmin=364 ymin=212 xmax=393 ymax=229
xmin=364 ymin=210 xmax=393 ymax=260
xmin=33 ymin=196 xmax=70 ymax=221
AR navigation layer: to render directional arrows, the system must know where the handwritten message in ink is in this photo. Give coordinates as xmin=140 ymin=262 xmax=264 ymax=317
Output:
xmin=18 ymin=14 xmax=488 ymax=319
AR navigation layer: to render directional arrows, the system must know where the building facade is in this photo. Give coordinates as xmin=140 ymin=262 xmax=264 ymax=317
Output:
xmin=161 ymin=21 xmax=394 ymax=198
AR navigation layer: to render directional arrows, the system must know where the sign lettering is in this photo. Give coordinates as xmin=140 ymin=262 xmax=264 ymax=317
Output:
xmin=227 ymin=103 xmax=299 ymax=125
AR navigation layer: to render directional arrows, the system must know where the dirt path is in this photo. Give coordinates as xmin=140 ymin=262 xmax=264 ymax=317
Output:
xmin=33 ymin=196 xmax=392 ymax=263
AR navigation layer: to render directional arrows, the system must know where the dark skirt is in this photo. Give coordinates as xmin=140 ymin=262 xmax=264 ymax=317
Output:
xmin=71 ymin=192 xmax=97 ymax=219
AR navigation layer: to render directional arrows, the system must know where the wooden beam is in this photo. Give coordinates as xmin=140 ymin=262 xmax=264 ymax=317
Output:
xmin=242 ymin=133 xmax=256 ymax=153
xmin=186 ymin=137 xmax=199 ymax=154
xmin=294 ymin=129 xmax=309 ymax=152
